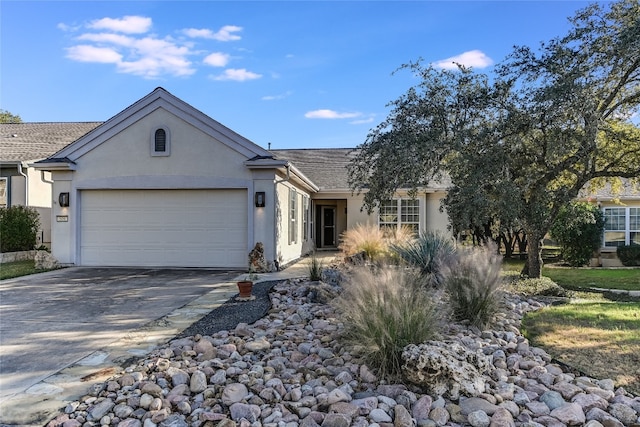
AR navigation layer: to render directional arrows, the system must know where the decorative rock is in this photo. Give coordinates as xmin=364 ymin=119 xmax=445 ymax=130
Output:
xmin=141 ymin=383 xmax=163 ymax=398
xmin=468 ymin=410 xmax=491 ymax=427
xmin=460 ymin=397 xmax=499 ymax=416
xmin=88 ymin=399 xmax=115 ymax=420
xmin=190 ymin=370 xmax=207 ymax=393
xmin=244 ymin=337 xmax=271 ymax=352
xmin=550 ymin=403 xmax=586 ymax=425
xmin=489 ymin=407 xmax=514 ymax=427
xmin=394 ymin=404 xmax=413 ymax=427
xmin=402 ymin=341 xmax=491 ymax=399
xmin=117 ymin=420 xmax=142 ymax=427
xmin=222 ymin=383 xmax=249 ymax=406
xmin=429 ymin=407 xmax=450 ymax=426
xmin=327 ymin=388 xmax=352 ymax=404
xmin=540 ymin=391 xmax=565 ymax=411
xmin=571 ymin=392 xmax=608 ymax=412
xmin=321 ymin=413 xmax=350 ymax=427
xmin=608 ymin=403 xmax=638 ymax=425
xmin=369 ymin=408 xmax=392 ymax=423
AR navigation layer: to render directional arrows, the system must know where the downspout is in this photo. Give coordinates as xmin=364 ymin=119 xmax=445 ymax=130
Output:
xmin=17 ymin=162 xmax=28 ymax=206
xmin=273 ymin=164 xmax=291 ymax=270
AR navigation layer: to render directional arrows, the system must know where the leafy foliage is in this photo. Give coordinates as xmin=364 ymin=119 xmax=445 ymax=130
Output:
xmin=0 ymin=206 xmax=40 ymax=252
xmin=504 ymin=275 xmax=571 ymax=298
xmin=550 ymin=202 xmax=605 ymax=267
xmin=0 ymin=109 xmax=22 ymax=123
xmin=617 ymin=245 xmax=640 ymax=266
xmin=348 ymin=0 xmax=640 ymax=278
xmin=333 ymin=267 xmax=439 ymax=379
xmin=442 ymin=245 xmax=504 ymax=329
xmin=390 ymin=231 xmax=456 ymax=286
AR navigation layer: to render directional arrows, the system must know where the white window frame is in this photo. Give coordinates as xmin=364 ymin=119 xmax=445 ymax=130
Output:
xmin=0 ymin=177 xmax=7 ymax=207
xmin=151 ymin=127 xmax=171 ymax=157
xmin=603 ymin=206 xmax=640 ymax=247
xmin=378 ymin=198 xmax=421 ymax=235
xmin=289 ymin=188 xmax=298 ymax=244
xmin=303 ymin=196 xmax=310 ymax=241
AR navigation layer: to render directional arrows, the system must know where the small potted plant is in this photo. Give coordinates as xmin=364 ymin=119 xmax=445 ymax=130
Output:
xmin=236 ymin=269 xmax=258 ymax=299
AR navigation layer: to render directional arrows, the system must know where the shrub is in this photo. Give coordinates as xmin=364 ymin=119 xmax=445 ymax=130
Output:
xmin=308 ymin=253 xmax=324 ymax=281
xmin=505 ymin=275 xmax=571 ymax=297
xmin=443 ymin=245 xmax=504 ymax=329
xmin=333 ymin=267 xmax=439 ymax=379
xmin=617 ymin=245 xmax=640 ymax=267
xmin=550 ymin=202 xmax=604 ymax=267
xmin=339 ymin=223 xmax=388 ymax=263
xmin=390 ymin=231 xmax=456 ymax=286
xmin=0 ymin=206 xmax=40 ymax=253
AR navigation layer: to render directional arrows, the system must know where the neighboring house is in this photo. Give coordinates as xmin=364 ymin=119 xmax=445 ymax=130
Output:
xmin=28 ymin=87 xmax=451 ymax=268
xmin=581 ymin=180 xmax=640 ymax=267
xmin=0 ymin=122 xmax=101 ymax=246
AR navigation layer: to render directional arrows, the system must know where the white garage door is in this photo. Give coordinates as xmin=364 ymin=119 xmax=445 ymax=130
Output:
xmin=80 ymin=189 xmax=248 ymax=267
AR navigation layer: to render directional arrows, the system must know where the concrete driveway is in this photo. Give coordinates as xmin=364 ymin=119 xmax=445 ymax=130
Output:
xmin=0 ymin=267 xmax=239 ymax=426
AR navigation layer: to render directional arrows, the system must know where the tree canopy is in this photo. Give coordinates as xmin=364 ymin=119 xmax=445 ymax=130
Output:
xmin=348 ymin=0 xmax=640 ymax=278
xmin=0 ymin=109 xmax=22 ymax=123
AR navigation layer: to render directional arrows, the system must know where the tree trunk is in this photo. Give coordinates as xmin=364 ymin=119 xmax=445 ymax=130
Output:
xmin=522 ymin=231 xmax=543 ymax=278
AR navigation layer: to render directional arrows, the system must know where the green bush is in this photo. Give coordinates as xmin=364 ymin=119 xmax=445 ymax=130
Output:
xmin=333 ymin=267 xmax=439 ymax=379
xmin=550 ymin=202 xmax=604 ymax=267
xmin=390 ymin=231 xmax=456 ymax=286
xmin=617 ymin=245 xmax=640 ymax=266
xmin=0 ymin=206 xmax=40 ymax=252
xmin=443 ymin=245 xmax=504 ymax=329
xmin=505 ymin=275 xmax=571 ymax=297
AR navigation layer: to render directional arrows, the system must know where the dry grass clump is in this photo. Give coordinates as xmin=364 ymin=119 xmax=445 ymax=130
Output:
xmin=442 ymin=245 xmax=505 ymax=329
xmin=339 ymin=223 xmax=415 ymax=264
xmin=333 ymin=266 xmax=440 ymax=379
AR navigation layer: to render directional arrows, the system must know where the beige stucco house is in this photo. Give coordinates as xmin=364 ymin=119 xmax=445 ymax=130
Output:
xmin=23 ymin=87 xmax=448 ymax=269
xmin=5 ymin=87 xmax=636 ymax=268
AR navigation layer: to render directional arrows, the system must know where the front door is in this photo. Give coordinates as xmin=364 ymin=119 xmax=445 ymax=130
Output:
xmin=321 ymin=206 xmax=336 ymax=247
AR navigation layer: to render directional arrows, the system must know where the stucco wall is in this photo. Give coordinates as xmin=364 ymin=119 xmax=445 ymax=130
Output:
xmin=275 ymin=179 xmax=312 ymax=266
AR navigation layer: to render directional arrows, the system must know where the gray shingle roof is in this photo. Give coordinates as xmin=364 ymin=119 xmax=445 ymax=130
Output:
xmin=0 ymin=122 xmax=102 ymax=162
xmin=271 ymin=148 xmax=356 ymax=191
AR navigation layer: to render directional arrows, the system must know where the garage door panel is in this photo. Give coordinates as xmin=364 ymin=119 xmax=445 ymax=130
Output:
xmin=80 ymin=190 xmax=248 ymax=267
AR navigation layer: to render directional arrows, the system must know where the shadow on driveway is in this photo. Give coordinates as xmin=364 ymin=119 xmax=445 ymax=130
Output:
xmin=0 ymin=267 xmax=238 ymax=403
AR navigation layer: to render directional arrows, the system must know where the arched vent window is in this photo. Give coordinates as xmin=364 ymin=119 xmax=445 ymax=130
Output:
xmin=155 ymin=129 xmax=166 ymax=152
xmin=151 ymin=127 xmax=170 ymax=156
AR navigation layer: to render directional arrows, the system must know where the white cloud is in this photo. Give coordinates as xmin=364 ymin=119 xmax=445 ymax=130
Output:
xmin=203 ymin=52 xmax=230 ymax=67
xmin=433 ymin=50 xmax=494 ymax=70
xmin=65 ymin=45 xmax=122 ymax=63
xmin=183 ymin=25 xmax=242 ymax=41
xmin=61 ymin=16 xmax=253 ymax=79
xmin=211 ymin=68 xmax=262 ymax=81
xmin=88 ymin=16 xmax=152 ymax=34
xmin=262 ymin=91 xmax=293 ymax=101
xmin=350 ymin=117 xmax=375 ymax=125
xmin=305 ymin=109 xmax=362 ymax=119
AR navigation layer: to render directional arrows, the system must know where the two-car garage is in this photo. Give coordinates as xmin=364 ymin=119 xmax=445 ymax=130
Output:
xmin=79 ymin=189 xmax=248 ymax=268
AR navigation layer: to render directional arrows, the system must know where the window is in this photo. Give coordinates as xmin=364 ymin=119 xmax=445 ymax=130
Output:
xmin=289 ymin=188 xmax=298 ymax=244
xmin=303 ymin=196 xmax=310 ymax=241
xmin=603 ymin=207 xmax=640 ymax=247
xmin=151 ymin=127 xmax=170 ymax=156
xmin=0 ymin=177 xmax=7 ymax=207
xmin=379 ymin=198 xmax=420 ymax=235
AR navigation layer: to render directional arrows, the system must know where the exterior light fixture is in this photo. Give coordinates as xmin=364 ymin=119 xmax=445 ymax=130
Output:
xmin=255 ymin=191 xmax=266 ymax=207
xmin=59 ymin=192 xmax=70 ymax=207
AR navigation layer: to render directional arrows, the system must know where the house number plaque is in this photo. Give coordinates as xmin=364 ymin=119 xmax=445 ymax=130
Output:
xmin=56 ymin=215 xmax=69 ymax=222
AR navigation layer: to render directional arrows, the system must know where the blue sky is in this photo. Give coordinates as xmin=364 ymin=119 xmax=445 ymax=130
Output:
xmin=1 ymin=1 xmax=593 ymax=149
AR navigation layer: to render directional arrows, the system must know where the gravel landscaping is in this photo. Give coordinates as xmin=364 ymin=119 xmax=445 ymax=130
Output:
xmin=46 ymin=274 xmax=640 ymax=427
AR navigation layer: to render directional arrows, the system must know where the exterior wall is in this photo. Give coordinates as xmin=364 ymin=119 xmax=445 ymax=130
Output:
xmin=425 ymin=192 xmax=451 ymax=236
xmin=49 ymin=108 xmax=279 ymax=266
xmin=27 ymin=169 xmax=53 ymax=208
xmin=275 ymin=177 xmax=312 ymax=265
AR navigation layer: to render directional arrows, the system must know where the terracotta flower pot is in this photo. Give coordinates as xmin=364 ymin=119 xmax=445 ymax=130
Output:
xmin=237 ymin=280 xmax=253 ymax=298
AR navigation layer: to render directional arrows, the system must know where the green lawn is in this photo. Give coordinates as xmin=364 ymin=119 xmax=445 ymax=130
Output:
xmin=523 ymin=301 xmax=640 ymax=394
xmin=0 ymin=260 xmax=54 ymax=280
xmin=502 ymin=258 xmax=640 ymax=291
xmin=544 ymin=268 xmax=640 ymax=291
